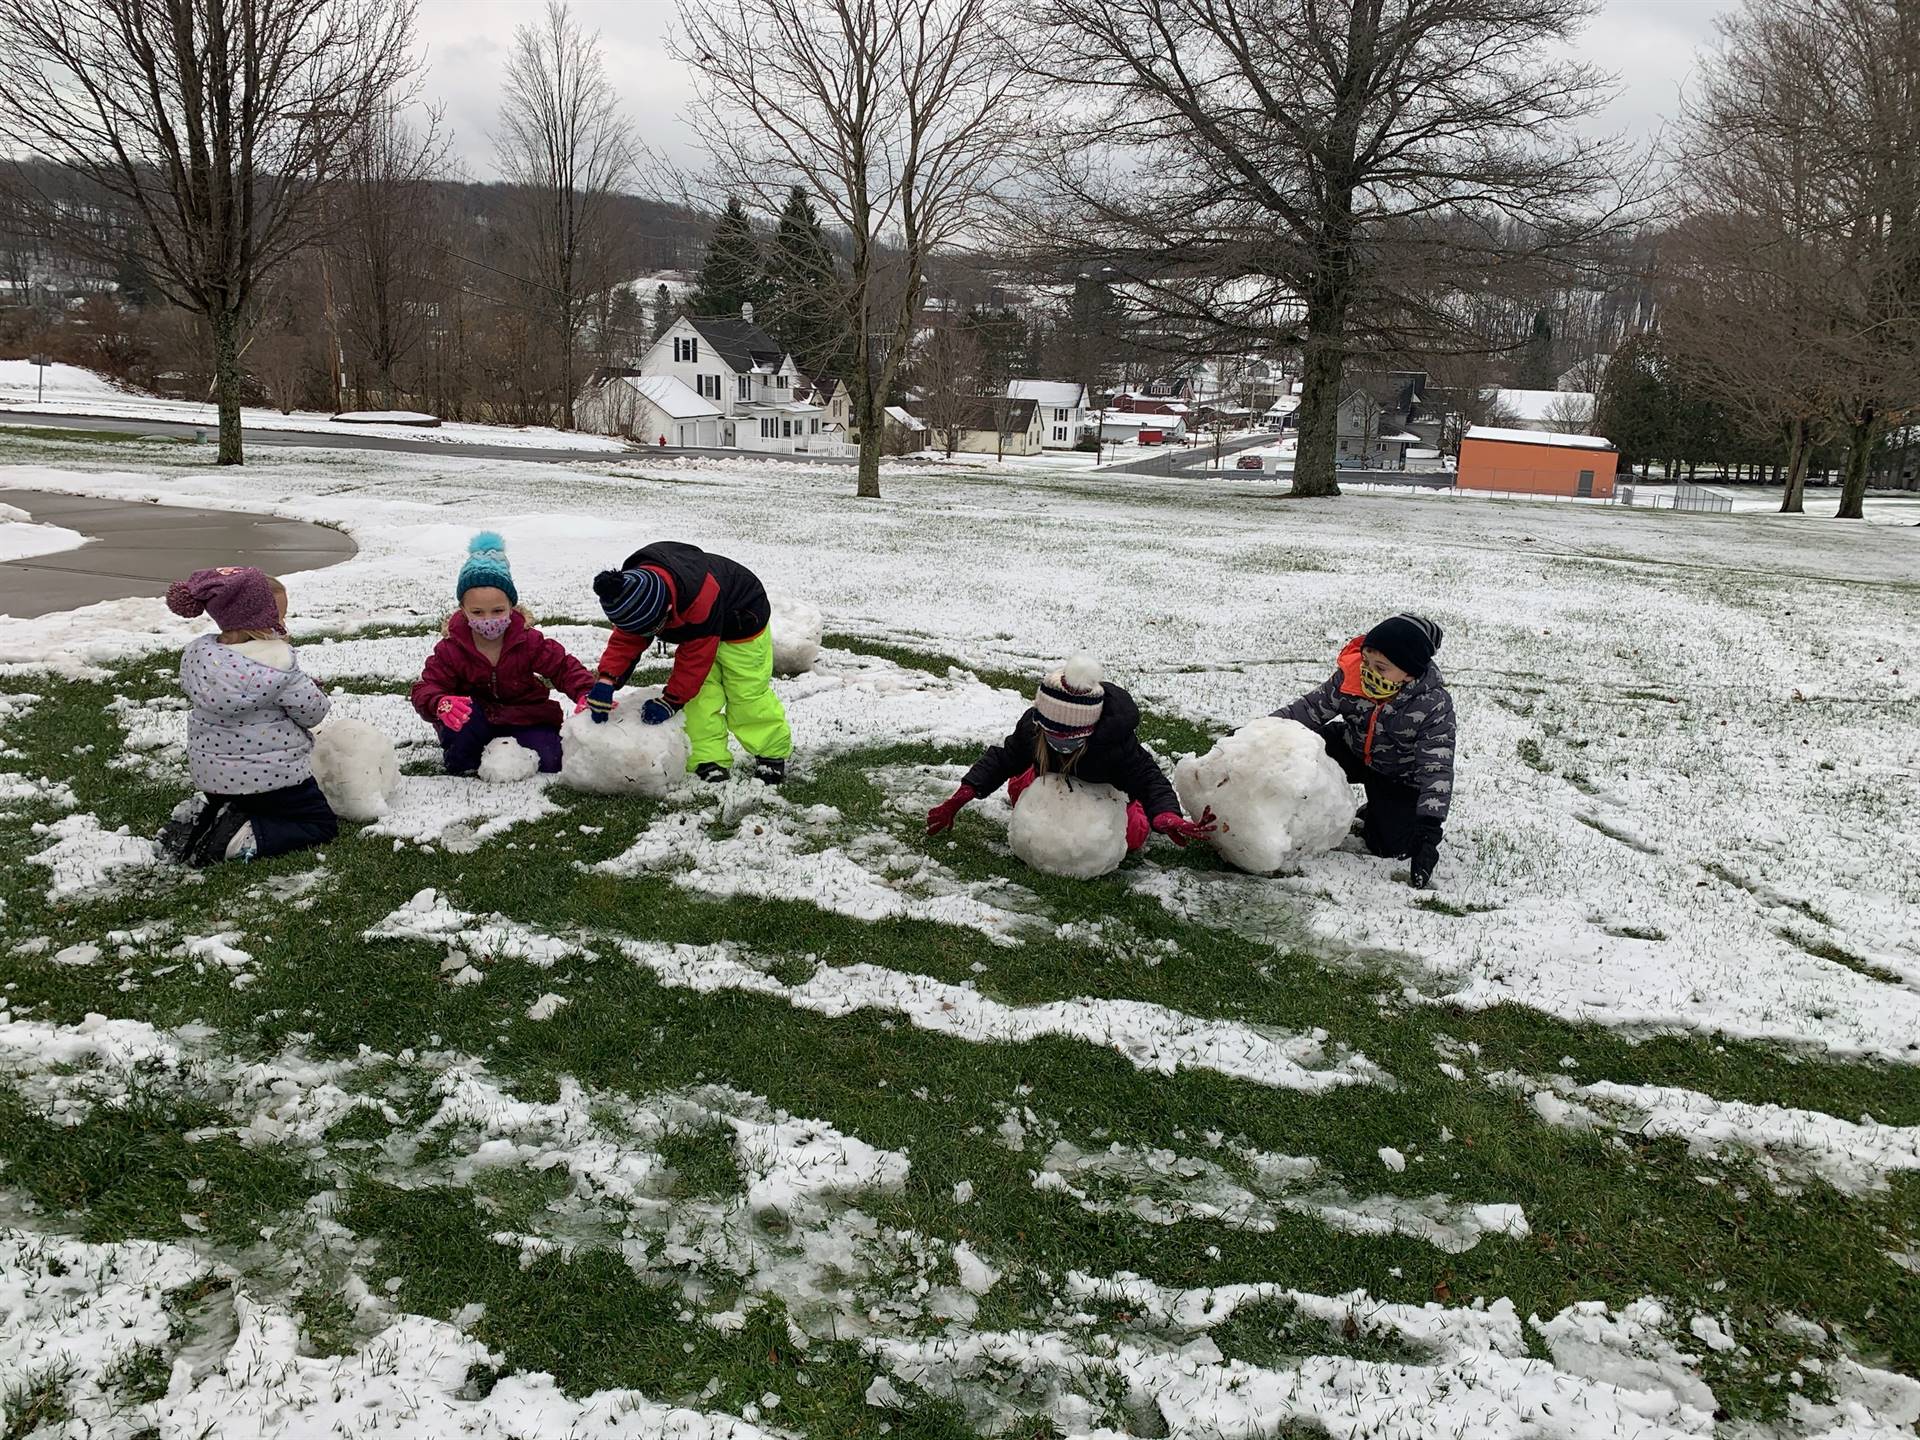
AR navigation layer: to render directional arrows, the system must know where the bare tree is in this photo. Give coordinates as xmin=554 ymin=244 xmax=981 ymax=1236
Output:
xmin=1543 ymin=390 xmax=1596 ymax=434
xmin=0 ymin=0 xmax=419 ymax=463
xmin=493 ymin=1 xmax=636 ymax=429
xmin=917 ymin=323 xmax=985 ymax=456
xmin=1019 ymin=0 xmax=1638 ymax=498
xmin=673 ymin=0 xmax=1033 ymax=499
xmin=334 ymin=102 xmax=450 ymax=409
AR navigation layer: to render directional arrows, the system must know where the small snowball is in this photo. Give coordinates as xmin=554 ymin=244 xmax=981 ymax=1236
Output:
xmin=310 ymin=717 xmax=400 ymax=821
xmin=770 ymin=595 xmax=824 ymax=676
xmin=1174 ymin=716 xmax=1356 ymax=874
xmin=1007 ymin=774 xmax=1129 ymax=878
xmin=477 ymin=736 xmax=541 ymax=783
xmin=1379 ymin=1146 xmax=1407 ymax=1172
xmin=558 ymin=688 xmax=689 ymax=797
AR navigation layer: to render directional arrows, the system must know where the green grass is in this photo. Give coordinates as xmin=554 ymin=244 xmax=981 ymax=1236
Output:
xmin=2 ymin=645 xmax=1919 ymax=1430
xmin=0 ymin=424 xmax=194 ymax=448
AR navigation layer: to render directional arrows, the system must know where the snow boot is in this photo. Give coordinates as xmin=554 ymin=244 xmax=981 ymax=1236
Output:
xmin=189 ymin=806 xmax=252 ymax=868
xmin=751 ymin=755 xmax=786 ymax=786
xmin=695 ymin=762 xmax=730 ymax=785
xmin=156 ymin=795 xmax=209 ymax=862
xmin=1349 ymin=805 xmax=1369 ymax=837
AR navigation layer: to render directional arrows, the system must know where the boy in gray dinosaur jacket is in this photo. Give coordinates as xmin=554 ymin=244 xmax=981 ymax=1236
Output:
xmin=156 ymin=566 xmax=338 ymax=867
xmin=1272 ymin=613 xmax=1455 ymax=889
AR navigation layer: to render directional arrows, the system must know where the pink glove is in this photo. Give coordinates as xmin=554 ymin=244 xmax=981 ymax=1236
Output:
xmin=435 ymin=696 xmax=474 ymax=731
xmin=926 ymin=784 xmax=976 ymax=835
xmin=1006 ymin=767 xmax=1036 ymax=808
xmin=573 ymin=694 xmax=619 ymax=717
xmin=1152 ymin=806 xmax=1217 ymax=847
xmin=1125 ymin=801 xmax=1150 ymax=851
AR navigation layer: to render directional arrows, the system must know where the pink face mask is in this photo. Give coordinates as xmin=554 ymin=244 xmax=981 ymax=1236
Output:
xmin=469 ymin=614 xmax=511 ymax=640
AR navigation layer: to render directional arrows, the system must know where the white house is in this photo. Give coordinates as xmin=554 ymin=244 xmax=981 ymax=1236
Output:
xmin=1098 ymin=412 xmax=1188 ymax=444
xmin=1006 ymin=379 xmax=1088 ymax=448
xmin=581 ymin=307 xmax=834 ymax=454
xmin=943 ymin=397 xmax=1045 ymax=456
xmin=575 ymin=373 xmax=724 ymax=448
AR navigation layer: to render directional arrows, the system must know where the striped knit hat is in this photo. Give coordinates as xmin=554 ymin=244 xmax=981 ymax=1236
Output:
xmin=594 ymin=566 xmax=670 ymax=634
xmin=1034 ymin=655 xmax=1106 ymax=743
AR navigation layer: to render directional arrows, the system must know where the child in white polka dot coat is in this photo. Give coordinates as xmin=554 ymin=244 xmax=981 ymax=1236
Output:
xmin=155 ymin=566 xmax=339 ymax=866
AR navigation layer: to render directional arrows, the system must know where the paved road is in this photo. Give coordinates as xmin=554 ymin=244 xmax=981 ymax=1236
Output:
xmin=0 ymin=489 xmax=356 ymax=618
xmin=0 ymin=408 xmax=880 ymax=466
xmin=1099 ymin=431 xmax=1273 ymax=475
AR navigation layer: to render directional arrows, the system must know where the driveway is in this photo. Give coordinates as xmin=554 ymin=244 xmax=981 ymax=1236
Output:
xmin=0 ymin=489 xmax=356 ymax=619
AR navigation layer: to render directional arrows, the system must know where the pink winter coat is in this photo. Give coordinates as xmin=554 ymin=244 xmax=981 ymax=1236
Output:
xmin=411 ymin=612 xmax=593 ymax=730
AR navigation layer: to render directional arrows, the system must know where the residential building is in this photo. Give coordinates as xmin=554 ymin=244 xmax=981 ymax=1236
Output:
xmin=576 ymin=306 xmax=835 ymax=453
xmin=1335 ymin=383 xmax=1422 ymax=470
xmin=1006 ymin=379 xmax=1088 ymax=447
xmin=574 ymin=371 xmax=723 ymax=448
xmin=940 ymin=397 xmax=1044 ymax=456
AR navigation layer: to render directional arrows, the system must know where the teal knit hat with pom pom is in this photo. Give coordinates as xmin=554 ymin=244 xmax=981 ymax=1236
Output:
xmin=457 ymin=531 xmax=517 ymax=605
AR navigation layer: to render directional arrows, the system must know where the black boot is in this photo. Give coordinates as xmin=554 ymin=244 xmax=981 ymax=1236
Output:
xmin=752 ymin=756 xmax=787 ymax=785
xmin=695 ymin=762 xmax=730 ymax=784
xmin=156 ymin=795 xmax=209 ymax=862
xmin=188 ymin=805 xmax=252 ymax=868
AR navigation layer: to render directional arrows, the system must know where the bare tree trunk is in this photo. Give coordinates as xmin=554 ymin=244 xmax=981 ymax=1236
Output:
xmin=1837 ymin=411 xmax=1877 ymax=519
xmin=1780 ymin=416 xmax=1809 ymax=513
xmin=210 ymin=308 xmax=245 ymax=463
xmin=854 ymin=374 xmax=882 ymax=500
xmin=1294 ymin=300 xmax=1344 ymax=498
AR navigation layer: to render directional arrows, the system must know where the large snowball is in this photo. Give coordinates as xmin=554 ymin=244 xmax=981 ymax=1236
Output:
xmin=770 ymin=595 xmax=823 ymax=676
xmin=310 ymin=717 xmax=401 ymax=821
xmin=1174 ymin=717 xmax=1356 ymax=874
xmin=1008 ymin=775 xmax=1130 ymax=879
xmin=478 ymin=736 xmax=542 ymax=783
xmin=559 ymin=688 xmax=689 ymax=796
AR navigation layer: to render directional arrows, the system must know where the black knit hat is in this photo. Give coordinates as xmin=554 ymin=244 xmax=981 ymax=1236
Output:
xmin=1364 ymin=614 xmax=1443 ymax=676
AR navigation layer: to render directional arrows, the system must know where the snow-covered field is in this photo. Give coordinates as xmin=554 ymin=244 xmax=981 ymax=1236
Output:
xmin=0 ymin=359 xmax=632 ymax=451
xmin=1 ymin=436 xmax=1916 ymax=1438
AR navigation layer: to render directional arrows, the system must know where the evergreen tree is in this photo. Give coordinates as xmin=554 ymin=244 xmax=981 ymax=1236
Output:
xmin=650 ymin=283 xmax=675 ymax=340
xmin=690 ymin=197 xmax=767 ymax=319
xmin=763 ymin=187 xmax=851 ymax=375
xmin=1512 ymin=308 xmax=1556 ymax=389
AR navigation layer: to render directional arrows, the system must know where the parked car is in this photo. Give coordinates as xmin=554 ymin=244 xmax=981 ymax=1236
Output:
xmin=1236 ymin=453 xmax=1265 ymax=471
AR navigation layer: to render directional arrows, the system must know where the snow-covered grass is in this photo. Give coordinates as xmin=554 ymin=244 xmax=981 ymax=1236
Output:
xmin=1 ymin=431 xmax=1917 ymax=1437
xmin=0 ymin=359 xmax=633 ymax=451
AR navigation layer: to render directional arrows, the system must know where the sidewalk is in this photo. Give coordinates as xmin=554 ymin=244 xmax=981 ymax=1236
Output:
xmin=0 ymin=489 xmax=355 ymax=619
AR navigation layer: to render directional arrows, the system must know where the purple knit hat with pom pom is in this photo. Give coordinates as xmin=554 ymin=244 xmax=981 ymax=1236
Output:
xmin=165 ymin=566 xmax=283 ymax=633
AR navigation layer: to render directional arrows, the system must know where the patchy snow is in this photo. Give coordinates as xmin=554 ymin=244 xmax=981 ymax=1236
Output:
xmin=592 ymin=795 xmax=1039 ymax=944
xmin=366 ymin=887 xmax=587 ymax=969
xmin=1032 ymin=1138 xmax=1526 ymax=1254
xmin=28 ymin=811 xmax=163 ymax=902
xmin=0 ymin=513 xmax=86 ymax=564
xmin=1493 ymin=1070 xmax=1920 ymax=1194
xmin=618 ymin=940 xmax=1382 ymax=1093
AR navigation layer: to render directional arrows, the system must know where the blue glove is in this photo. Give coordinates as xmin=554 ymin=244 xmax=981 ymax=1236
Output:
xmin=584 ymin=679 xmax=617 ymax=724
xmin=639 ymin=696 xmax=681 ymax=725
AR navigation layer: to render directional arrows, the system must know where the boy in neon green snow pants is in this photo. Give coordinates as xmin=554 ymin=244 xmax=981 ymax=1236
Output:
xmin=585 ymin=541 xmax=793 ymax=784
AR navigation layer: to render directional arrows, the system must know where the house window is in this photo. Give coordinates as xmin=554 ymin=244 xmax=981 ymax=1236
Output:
xmin=1055 ymin=408 xmax=1067 ymax=421
xmin=810 ymin=419 xmax=819 ymax=433
xmin=1053 ymin=426 xmax=1067 ymax=441
xmin=673 ymin=336 xmax=700 ymax=363
xmin=777 ymin=374 xmax=788 ymax=390
xmin=737 ymin=375 xmax=750 ymax=400
xmin=760 ymin=417 xmax=775 ymax=438
xmin=697 ymin=374 xmax=720 ymax=401
xmin=782 ymin=419 xmax=793 ymax=438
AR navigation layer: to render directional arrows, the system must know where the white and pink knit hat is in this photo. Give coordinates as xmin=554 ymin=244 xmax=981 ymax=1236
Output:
xmin=1034 ymin=655 xmax=1106 ymax=741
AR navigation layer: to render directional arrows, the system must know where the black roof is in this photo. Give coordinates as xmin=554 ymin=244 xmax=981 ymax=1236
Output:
xmin=953 ymin=396 xmax=1038 ymax=430
xmin=684 ymin=315 xmax=787 ymax=373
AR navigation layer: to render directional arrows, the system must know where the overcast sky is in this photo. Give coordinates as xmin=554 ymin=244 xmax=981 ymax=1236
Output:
xmin=414 ymin=0 xmax=1734 ymax=184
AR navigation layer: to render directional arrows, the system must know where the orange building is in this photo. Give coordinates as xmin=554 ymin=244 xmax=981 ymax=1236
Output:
xmin=1457 ymin=425 xmax=1618 ymax=498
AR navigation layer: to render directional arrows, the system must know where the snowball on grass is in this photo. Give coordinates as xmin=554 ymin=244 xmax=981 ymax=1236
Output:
xmin=477 ymin=736 xmax=542 ymax=783
xmin=310 ymin=717 xmax=400 ymax=821
xmin=1008 ymin=774 xmax=1130 ymax=879
xmin=559 ymin=689 xmax=689 ymax=797
xmin=770 ymin=595 xmax=823 ymax=676
xmin=1174 ymin=716 xmax=1356 ymax=874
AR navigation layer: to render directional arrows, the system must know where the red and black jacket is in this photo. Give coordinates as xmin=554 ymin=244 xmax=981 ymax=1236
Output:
xmin=594 ymin=542 xmax=772 ymax=706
